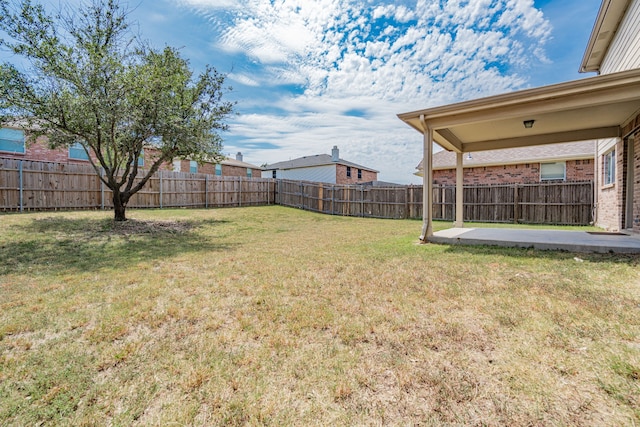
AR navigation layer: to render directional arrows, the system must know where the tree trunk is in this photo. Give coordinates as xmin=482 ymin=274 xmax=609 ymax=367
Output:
xmin=112 ymin=191 xmax=128 ymax=221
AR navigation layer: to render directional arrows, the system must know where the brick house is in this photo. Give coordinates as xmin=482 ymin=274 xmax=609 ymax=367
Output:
xmin=581 ymin=0 xmax=640 ymax=232
xmin=415 ymin=141 xmax=594 ymax=185
xmin=261 ymin=146 xmax=378 ymax=184
xmin=398 ymin=0 xmax=640 ymax=237
xmin=171 ymin=152 xmax=262 ymax=178
xmin=0 ymin=126 xmax=262 ymax=178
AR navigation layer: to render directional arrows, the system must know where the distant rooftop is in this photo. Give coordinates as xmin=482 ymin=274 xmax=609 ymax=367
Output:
xmin=416 ymin=140 xmax=595 ymax=173
xmin=264 ymin=153 xmax=378 ymax=173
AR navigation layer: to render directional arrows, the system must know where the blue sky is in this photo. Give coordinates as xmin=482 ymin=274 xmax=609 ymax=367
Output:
xmin=33 ymin=0 xmax=607 ymax=183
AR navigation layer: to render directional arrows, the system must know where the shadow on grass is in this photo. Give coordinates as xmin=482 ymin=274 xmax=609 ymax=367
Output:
xmin=441 ymin=243 xmax=640 ymax=266
xmin=0 ymin=217 xmax=235 ymax=275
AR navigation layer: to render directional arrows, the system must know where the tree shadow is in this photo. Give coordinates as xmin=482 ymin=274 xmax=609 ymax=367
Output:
xmin=1 ymin=217 xmax=236 ymax=275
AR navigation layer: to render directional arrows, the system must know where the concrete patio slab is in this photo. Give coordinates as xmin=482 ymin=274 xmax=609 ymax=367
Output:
xmin=429 ymin=228 xmax=640 ymax=254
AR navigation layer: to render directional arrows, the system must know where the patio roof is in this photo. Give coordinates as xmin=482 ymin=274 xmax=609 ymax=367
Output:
xmin=397 ymin=68 xmax=640 ymax=153
xmin=397 ymin=67 xmax=640 ymax=241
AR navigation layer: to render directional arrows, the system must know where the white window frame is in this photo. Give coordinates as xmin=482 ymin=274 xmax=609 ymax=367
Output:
xmin=247 ymin=168 xmax=252 ymax=178
xmin=215 ymin=163 xmax=222 ymax=176
xmin=0 ymin=128 xmax=26 ymax=154
xmin=540 ymin=161 xmax=566 ymax=181
xmin=189 ymin=160 xmax=198 ymax=173
xmin=603 ymin=149 xmax=615 ymax=186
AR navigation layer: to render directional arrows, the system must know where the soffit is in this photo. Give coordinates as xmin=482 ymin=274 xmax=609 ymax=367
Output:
xmin=397 ymin=68 xmax=640 ymax=153
xmin=580 ymin=0 xmax=632 ymax=73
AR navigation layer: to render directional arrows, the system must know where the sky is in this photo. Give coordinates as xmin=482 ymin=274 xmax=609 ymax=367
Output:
xmin=12 ymin=0 xmax=605 ymax=183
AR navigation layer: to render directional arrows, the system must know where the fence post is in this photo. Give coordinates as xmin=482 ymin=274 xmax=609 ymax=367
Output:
xmin=18 ymin=160 xmax=23 ymax=212
xmin=360 ymin=185 xmax=364 ymax=217
xmin=513 ymin=184 xmax=519 ymax=224
xmin=299 ymin=182 xmax=304 ymax=210
xmin=441 ymin=185 xmax=446 ymax=220
xmin=239 ymin=177 xmax=242 ymax=207
xmin=159 ymin=170 xmax=163 ymax=209
xmin=100 ymin=168 xmax=105 ymax=210
xmin=404 ymin=186 xmax=409 ymax=219
xmin=205 ymin=175 xmax=208 ymax=209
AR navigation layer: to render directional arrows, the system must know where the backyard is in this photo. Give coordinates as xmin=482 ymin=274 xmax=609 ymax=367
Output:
xmin=1 ymin=206 xmax=639 ymax=425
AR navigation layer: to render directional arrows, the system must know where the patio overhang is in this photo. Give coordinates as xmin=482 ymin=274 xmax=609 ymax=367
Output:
xmin=398 ymin=68 xmax=640 ymax=154
xmin=397 ymin=68 xmax=640 ymax=241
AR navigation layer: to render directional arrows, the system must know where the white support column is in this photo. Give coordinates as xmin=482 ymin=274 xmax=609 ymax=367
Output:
xmin=420 ymin=115 xmax=433 ymax=241
xmin=455 ymin=151 xmax=464 ymax=228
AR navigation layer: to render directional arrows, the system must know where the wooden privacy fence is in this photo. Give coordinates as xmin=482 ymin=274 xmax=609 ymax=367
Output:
xmin=0 ymin=158 xmax=276 ymax=211
xmin=276 ymin=180 xmax=422 ymax=219
xmin=0 ymin=158 xmax=593 ymax=225
xmin=277 ymin=180 xmax=594 ymax=225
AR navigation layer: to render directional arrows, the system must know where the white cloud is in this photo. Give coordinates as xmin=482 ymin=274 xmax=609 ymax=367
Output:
xmin=179 ymin=0 xmax=554 ymax=183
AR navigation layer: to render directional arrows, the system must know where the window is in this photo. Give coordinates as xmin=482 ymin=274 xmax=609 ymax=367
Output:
xmin=138 ymin=149 xmax=144 ymax=167
xmin=346 ymin=166 xmax=351 ymax=178
xmin=540 ymin=162 xmax=565 ymax=181
xmin=603 ymin=149 xmax=615 ymax=186
xmin=69 ymin=142 xmax=90 ymax=160
xmin=215 ymin=163 xmax=222 ymax=176
xmin=272 ymin=170 xmax=277 ymax=178
xmin=357 ymin=169 xmax=362 ymax=179
xmin=0 ymin=128 xmax=25 ymax=153
xmin=172 ymin=160 xmax=181 ymax=172
xmin=190 ymin=160 xmax=198 ymax=173
xmin=247 ymin=168 xmax=252 ymax=178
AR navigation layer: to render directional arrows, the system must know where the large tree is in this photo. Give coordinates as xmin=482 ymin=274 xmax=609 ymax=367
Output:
xmin=0 ymin=0 xmax=234 ymax=220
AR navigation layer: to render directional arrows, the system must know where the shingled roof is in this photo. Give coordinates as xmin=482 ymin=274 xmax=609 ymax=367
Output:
xmin=221 ymin=157 xmax=260 ymax=169
xmin=264 ymin=153 xmax=378 ymax=173
xmin=416 ymin=140 xmax=595 ymax=173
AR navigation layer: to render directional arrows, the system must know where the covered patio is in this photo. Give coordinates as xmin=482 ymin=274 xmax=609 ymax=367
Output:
xmin=430 ymin=227 xmax=640 ymax=254
xmin=398 ymin=68 xmax=640 ymax=251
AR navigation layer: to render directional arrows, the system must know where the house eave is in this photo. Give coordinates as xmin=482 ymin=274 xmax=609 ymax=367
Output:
xmin=397 ymin=68 xmax=640 ymax=154
xmin=579 ymin=0 xmax=632 ymax=74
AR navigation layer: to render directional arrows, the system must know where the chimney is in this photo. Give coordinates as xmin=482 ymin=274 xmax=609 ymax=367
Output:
xmin=331 ymin=146 xmax=339 ymax=162
xmin=236 ymin=152 xmax=243 ymax=162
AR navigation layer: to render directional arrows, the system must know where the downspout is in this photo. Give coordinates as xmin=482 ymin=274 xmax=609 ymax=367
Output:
xmin=592 ymin=139 xmax=598 ymax=226
xmin=420 ymin=114 xmax=433 ymax=241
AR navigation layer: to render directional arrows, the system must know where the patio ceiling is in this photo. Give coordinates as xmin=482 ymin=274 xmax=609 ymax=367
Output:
xmin=397 ymin=68 xmax=640 ymax=153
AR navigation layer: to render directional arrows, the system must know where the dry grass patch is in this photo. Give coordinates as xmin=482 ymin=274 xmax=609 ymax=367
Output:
xmin=1 ymin=206 xmax=639 ymax=425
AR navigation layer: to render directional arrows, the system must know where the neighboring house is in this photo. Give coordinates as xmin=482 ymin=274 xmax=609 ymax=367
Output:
xmin=580 ymin=0 xmax=640 ymax=232
xmin=0 ymin=125 xmax=261 ymax=178
xmin=172 ymin=152 xmax=262 ymax=178
xmin=0 ymin=126 xmax=104 ymax=164
xmin=262 ymin=146 xmax=378 ymax=184
xmin=415 ymin=141 xmax=595 ymax=185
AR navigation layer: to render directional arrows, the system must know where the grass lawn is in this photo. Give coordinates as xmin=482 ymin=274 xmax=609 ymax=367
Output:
xmin=1 ymin=206 xmax=639 ymax=425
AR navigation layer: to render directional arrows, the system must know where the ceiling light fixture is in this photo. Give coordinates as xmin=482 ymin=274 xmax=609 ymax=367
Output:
xmin=523 ymin=119 xmax=535 ymax=129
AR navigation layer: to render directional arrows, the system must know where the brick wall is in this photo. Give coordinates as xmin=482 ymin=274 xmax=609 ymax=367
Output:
xmin=433 ymin=160 xmax=594 ymax=185
xmin=336 ymin=164 xmax=377 ymax=185
xmin=0 ymin=136 xmax=92 ymax=164
xmin=173 ymin=159 xmax=260 ymax=178
xmin=596 ymin=139 xmax=624 ymax=231
xmin=2 ymin=134 xmax=263 ymax=177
